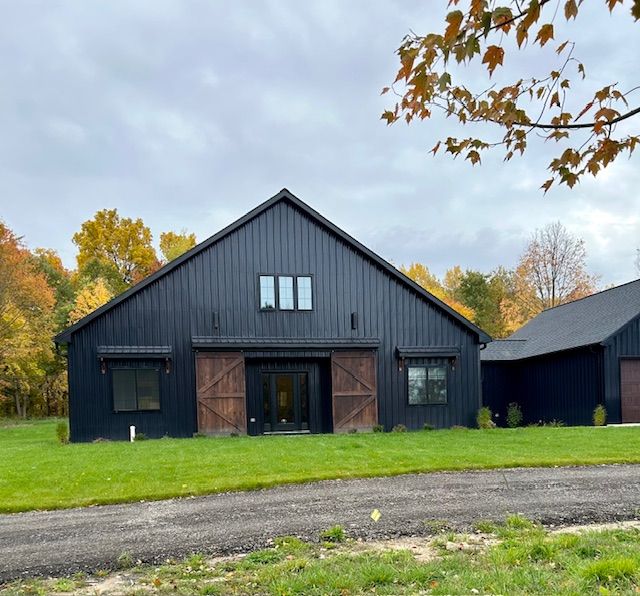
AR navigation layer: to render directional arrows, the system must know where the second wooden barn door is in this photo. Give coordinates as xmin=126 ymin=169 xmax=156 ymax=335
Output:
xmin=331 ymin=351 xmax=378 ymax=432
xmin=196 ymin=352 xmax=247 ymax=434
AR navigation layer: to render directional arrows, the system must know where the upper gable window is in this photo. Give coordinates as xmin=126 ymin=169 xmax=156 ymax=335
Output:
xmin=259 ymin=275 xmax=313 ymax=311
xmin=297 ymin=276 xmax=313 ymax=310
xmin=279 ymin=276 xmax=294 ymax=310
xmin=259 ymin=275 xmax=276 ymax=310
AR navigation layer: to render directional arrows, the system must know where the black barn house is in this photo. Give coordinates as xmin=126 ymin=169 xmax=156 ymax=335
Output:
xmin=482 ymin=280 xmax=640 ymax=426
xmin=56 ymin=189 xmax=490 ymax=441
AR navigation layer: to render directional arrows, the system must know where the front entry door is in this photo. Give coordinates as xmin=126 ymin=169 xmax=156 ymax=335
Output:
xmin=262 ymin=372 xmax=309 ymax=432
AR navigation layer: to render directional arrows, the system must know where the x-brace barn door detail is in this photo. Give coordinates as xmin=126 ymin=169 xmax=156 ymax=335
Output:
xmin=331 ymin=351 xmax=378 ymax=432
xmin=196 ymin=352 xmax=247 ymax=434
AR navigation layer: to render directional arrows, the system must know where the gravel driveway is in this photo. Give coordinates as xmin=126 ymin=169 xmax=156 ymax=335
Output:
xmin=2 ymin=464 xmax=640 ymax=581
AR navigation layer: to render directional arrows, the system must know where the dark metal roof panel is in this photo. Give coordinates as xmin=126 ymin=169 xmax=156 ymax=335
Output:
xmin=97 ymin=345 xmax=172 ymax=359
xmin=480 ymin=339 xmax=528 ymax=361
xmin=396 ymin=346 xmax=460 ymax=358
xmin=481 ymin=279 xmax=640 ymax=361
xmin=192 ymin=337 xmax=380 ymax=350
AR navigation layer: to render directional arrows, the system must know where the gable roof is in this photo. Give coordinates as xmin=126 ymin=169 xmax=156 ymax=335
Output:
xmin=481 ymin=279 xmax=640 ymax=361
xmin=56 ymin=188 xmax=491 ymax=344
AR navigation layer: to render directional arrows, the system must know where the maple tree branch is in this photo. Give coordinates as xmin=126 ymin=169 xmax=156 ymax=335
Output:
xmin=512 ymin=105 xmax=640 ymax=129
xmin=469 ymin=0 xmax=555 ymax=38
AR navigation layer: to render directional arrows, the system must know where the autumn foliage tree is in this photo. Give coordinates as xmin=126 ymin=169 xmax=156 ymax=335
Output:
xmin=383 ymin=0 xmax=639 ymax=191
xmin=400 ymin=262 xmax=476 ymax=320
xmin=0 ymin=223 xmax=56 ymax=417
xmin=73 ymin=209 xmax=160 ymax=290
xmin=160 ymin=230 xmax=197 ymax=263
xmin=516 ymin=221 xmax=597 ymax=308
xmin=68 ymin=278 xmax=114 ymax=325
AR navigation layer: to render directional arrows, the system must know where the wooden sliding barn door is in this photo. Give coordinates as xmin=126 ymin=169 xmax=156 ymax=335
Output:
xmin=331 ymin=351 xmax=378 ymax=432
xmin=196 ymin=352 xmax=247 ymax=434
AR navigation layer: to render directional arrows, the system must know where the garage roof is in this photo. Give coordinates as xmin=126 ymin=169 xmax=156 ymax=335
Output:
xmin=481 ymin=279 xmax=640 ymax=361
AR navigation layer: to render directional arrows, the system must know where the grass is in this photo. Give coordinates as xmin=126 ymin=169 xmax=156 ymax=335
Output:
xmin=2 ymin=520 xmax=640 ymax=594
xmin=1 ymin=419 xmax=640 ymax=513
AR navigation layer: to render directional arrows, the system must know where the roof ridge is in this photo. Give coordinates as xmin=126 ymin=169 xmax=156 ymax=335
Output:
xmin=537 ymin=278 xmax=640 ymax=315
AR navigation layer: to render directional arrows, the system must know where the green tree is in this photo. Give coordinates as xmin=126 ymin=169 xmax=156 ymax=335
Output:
xmin=74 ymin=257 xmax=127 ymax=295
xmin=160 ymin=230 xmax=197 ymax=263
xmin=31 ymin=249 xmax=75 ymax=416
xmin=32 ymin=248 xmax=75 ymax=330
xmin=447 ymin=268 xmax=508 ymax=338
xmin=383 ymin=0 xmax=640 ymax=191
xmin=73 ymin=209 xmax=159 ymax=290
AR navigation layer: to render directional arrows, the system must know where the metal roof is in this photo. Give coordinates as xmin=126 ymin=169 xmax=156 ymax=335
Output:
xmin=96 ymin=345 xmax=173 ymax=359
xmin=55 ymin=189 xmax=491 ymax=344
xmin=481 ymin=279 xmax=640 ymax=361
xmin=192 ymin=337 xmax=380 ymax=350
xmin=395 ymin=346 xmax=460 ymax=358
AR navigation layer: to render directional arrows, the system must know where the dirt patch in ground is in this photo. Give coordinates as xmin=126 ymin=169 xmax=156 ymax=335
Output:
xmin=550 ymin=519 xmax=640 ymax=534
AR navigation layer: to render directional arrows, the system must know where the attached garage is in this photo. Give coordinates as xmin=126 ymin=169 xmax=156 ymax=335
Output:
xmin=483 ymin=280 xmax=640 ymax=426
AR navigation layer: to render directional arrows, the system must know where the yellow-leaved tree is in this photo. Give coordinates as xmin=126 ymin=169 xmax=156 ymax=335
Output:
xmin=73 ymin=209 xmax=160 ymax=291
xmin=68 ymin=278 xmax=114 ymax=325
xmin=400 ymin=262 xmax=476 ymax=321
xmin=159 ymin=230 xmax=197 ymax=263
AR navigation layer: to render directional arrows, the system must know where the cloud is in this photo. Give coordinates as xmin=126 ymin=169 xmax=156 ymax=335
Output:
xmin=0 ymin=1 xmax=637 ymax=289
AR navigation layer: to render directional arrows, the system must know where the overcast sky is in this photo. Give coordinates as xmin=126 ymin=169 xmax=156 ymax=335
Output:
xmin=1 ymin=1 xmax=639 ymax=286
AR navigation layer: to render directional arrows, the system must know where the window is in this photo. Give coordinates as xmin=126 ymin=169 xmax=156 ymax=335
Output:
xmin=278 ymin=276 xmax=294 ymax=310
xmin=258 ymin=274 xmax=313 ymax=311
xmin=407 ymin=365 xmax=448 ymax=405
xmin=297 ymin=276 xmax=313 ymax=310
xmin=259 ymin=275 xmax=276 ymax=309
xmin=113 ymin=368 xmax=160 ymax=411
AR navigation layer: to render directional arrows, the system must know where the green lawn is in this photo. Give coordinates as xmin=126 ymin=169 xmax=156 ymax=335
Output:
xmin=1 ymin=419 xmax=639 ymax=513
xmin=3 ymin=518 xmax=640 ymax=594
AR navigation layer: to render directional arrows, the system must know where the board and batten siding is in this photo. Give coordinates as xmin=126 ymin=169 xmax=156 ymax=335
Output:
xmin=67 ymin=200 xmax=482 ymax=441
xmin=482 ymin=347 xmax=604 ymax=426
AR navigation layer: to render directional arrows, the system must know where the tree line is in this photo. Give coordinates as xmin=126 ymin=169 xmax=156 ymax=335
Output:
xmin=0 ymin=213 xmax=599 ymax=418
xmin=0 ymin=211 xmax=196 ymax=418
xmin=400 ymin=221 xmax=598 ymax=338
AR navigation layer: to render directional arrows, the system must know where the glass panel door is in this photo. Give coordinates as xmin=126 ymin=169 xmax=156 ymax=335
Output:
xmin=262 ymin=375 xmax=271 ymax=432
xmin=262 ymin=371 xmax=310 ymax=432
xmin=274 ymin=374 xmax=295 ymax=431
xmin=299 ymin=373 xmax=309 ymax=430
